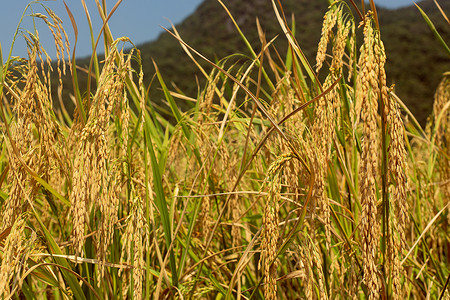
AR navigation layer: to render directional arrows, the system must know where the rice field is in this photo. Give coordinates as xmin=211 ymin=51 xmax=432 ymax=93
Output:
xmin=0 ymin=0 xmax=449 ymax=299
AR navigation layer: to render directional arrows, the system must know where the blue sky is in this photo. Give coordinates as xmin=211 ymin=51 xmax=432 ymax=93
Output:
xmin=0 ymin=0 xmax=415 ymax=60
xmin=374 ymin=0 xmax=414 ymax=8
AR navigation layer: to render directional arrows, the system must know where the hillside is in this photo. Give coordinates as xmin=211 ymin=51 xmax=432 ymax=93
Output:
xmin=379 ymin=1 xmax=450 ymax=123
xmin=72 ymin=0 xmax=450 ymax=125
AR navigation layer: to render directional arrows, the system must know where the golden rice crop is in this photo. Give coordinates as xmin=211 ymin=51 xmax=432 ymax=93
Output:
xmin=0 ymin=0 xmax=449 ymax=299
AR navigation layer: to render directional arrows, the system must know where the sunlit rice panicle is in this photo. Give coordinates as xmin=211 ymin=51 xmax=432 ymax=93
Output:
xmin=349 ymin=260 xmax=359 ymax=299
xmin=70 ymin=152 xmax=88 ymax=256
xmin=310 ymin=237 xmax=327 ymax=299
xmin=34 ymin=49 xmax=64 ymax=182
xmin=12 ymin=31 xmax=67 ymax=206
xmin=70 ymin=43 xmax=129 ymax=263
xmin=328 ymin=253 xmax=340 ymax=296
xmin=316 ymin=5 xmax=340 ymax=72
xmin=387 ymin=98 xmax=409 ymax=245
xmin=136 ymin=50 xmax=146 ymax=132
xmin=0 ymin=217 xmax=37 ymax=298
xmin=312 ymin=74 xmax=339 ymax=247
xmin=347 ymin=23 xmax=356 ymax=82
xmin=374 ymin=34 xmax=390 ymax=119
xmin=260 ymin=154 xmax=292 ymax=300
xmin=371 ymin=24 xmax=408 ymax=300
xmin=311 ymin=147 xmax=330 ymax=246
xmin=312 ymin=77 xmax=334 ymax=150
xmin=261 ymin=155 xmax=291 ymax=299
xmin=296 ymin=233 xmax=327 ymax=299
xmin=331 ymin=16 xmax=352 ymax=73
xmin=1 ymin=48 xmax=39 ymax=230
xmin=94 ymin=115 xmax=119 ymax=270
xmin=2 ymin=131 xmax=31 ymax=232
xmin=118 ymin=50 xmax=133 ymax=158
xmin=119 ymin=192 xmax=149 ymax=300
xmin=432 ymin=74 xmax=450 ymax=225
xmin=373 ymin=29 xmax=409 ymax=245
xmin=262 ymin=173 xmax=281 ymax=300
xmin=433 ymin=74 xmax=450 ymax=146
xmin=14 ymin=45 xmax=38 ymax=134
xmin=120 ymin=85 xmax=130 ymax=157
xmin=132 ymin=202 xmax=148 ymax=300
xmin=200 ymin=70 xmax=221 ymax=120
xmin=381 ymin=43 xmax=408 ymax=298
xmin=282 ymin=137 xmax=304 ymax=193
xmin=356 ymin=15 xmax=380 ymax=299
xmin=96 ymin=161 xmax=122 ymax=284
xmin=42 ymin=8 xmax=70 ymax=86
xmin=0 ymin=218 xmax=25 ymax=297
xmin=388 ymin=225 xmax=403 ymax=300
xmin=297 ymin=237 xmax=313 ymax=298
xmin=199 ymin=194 xmax=212 ymax=234
xmin=266 ymin=153 xmax=294 ymax=178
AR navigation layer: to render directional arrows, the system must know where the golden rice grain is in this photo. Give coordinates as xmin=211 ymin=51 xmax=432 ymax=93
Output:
xmin=1 ymin=47 xmax=38 ymax=230
xmin=331 ymin=17 xmax=352 ymax=73
xmin=119 ymin=191 xmax=149 ymax=300
xmin=70 ymin=43 xmax=130 ymax=268
xmin=432 ymin=74 xmax=450 ymax=225
xmin=262 ymin=173 xmax=281 ymax=300
xmin=387 ymin=99 xmax=409 ymax=244
xmin=316 ymin=6 xmax=340 ymax=72
xmin=388 ymin=227 xmax=403 ymax=300
xmin=0 ymin=216 xmax=37 ymax=298
xmin=312 ymin=74 xmax=340 ymax=247
xmin=357 ymin=15 xmax=380 ymax=299
xmin=347 ymin=23 xmax=356 ymax=82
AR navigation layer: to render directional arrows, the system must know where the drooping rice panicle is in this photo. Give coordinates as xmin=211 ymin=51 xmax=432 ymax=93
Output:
xmin=357 ymin=14 xmax=381 ymax=300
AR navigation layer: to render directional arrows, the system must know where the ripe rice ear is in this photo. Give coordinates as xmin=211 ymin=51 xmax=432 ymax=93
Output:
xmin=262 ymin=173 xmax=281 ymax=300
xmin=1 ymin=46 xmax=39 ymax=230
xmin=119 ymin=190 xmax=149 ymax=300
xmin=312 ymin=74 xmax=339 ymax=248
xmin=0 ymin=216 xmax=37 ymax=298
xmin=331 ymin=12 xmax=352 ymax=74
xmin=357 ymin=14 xmax=381 ymax=300
xmin=386 ymin=92 xmax=409 ymax=299
xmin=70 ymin=42 xmax=130 ymax=267
xmin=431 ymin=74 xmax=450 ymax=224
xmin=316 ymin=5 xmax=340 ymax=73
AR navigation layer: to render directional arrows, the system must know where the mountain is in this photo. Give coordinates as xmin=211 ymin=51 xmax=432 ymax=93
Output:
xmin=75 ymin=0 xmax=450 ymax=125
xmin=137 ymin=0 xmax=330 ymax=112
xmin=377 ymin=1 xmax=450 ymax=122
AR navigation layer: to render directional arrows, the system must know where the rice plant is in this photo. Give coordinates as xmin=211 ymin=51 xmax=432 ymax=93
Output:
xmin=0 ymin=0 xmax=449 ymax=299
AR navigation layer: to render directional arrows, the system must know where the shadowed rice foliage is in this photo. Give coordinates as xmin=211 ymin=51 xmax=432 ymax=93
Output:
xmin=0 ymin=0 xmax=449 ymax=299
